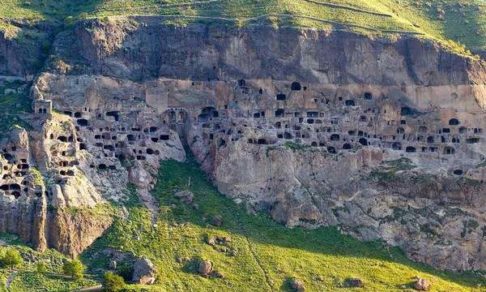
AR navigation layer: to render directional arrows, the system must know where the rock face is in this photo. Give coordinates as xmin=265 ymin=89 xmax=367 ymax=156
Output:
xmin=0 ymin=20 xmax=54 ymax=77
xmin=1 ymin=17 xmax=485 ymax=271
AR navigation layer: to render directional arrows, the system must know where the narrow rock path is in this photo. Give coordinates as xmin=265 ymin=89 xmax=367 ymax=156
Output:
xmin=138 ymin=188 xmax=159 ymax=223
xmin=243 ymin=236 xmax=274 ymax=291
xmin=6 ymin=271 xmax=17 ymax=290
xmin=235 ymin=216 xmax=274 ymax=291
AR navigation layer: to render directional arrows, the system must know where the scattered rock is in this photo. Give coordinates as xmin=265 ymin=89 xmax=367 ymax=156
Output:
xmin=413 ymin=278 xmax=431 ymax=291
xmin=210 ymin=215 xmax=223 ymax=227
xmin=289 ymin=278 xmax=305 ymax=291
xmin=344 ymin=278 xmax=364 ymax=288
xmin=198 ymin=260 xmax=213 ymax=277
xmin=174 ymin=190 xmax=194 ymax=205
xmin=109 ymin=260 xmax=117 ymax=270
xmin=131 ymin=258 xmax=156 ymax=285
xmin=206 ymin=236 xmax=216 ymax=246
xmin=176 ymin=256 xmax=190 ymax=264
xmin=211 ymin=270 xmax=225 ymax=279
xmin=216 ymin=236 xmax=231 ymax=244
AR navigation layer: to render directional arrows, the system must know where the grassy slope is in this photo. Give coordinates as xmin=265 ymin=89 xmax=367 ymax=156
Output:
xmin=81 ymin=159 xmax=485 ymax=291
xmin=0 ymin=0 xmax=484 ymax=55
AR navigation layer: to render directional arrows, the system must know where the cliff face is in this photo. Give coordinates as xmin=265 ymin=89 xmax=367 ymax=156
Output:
xmin=1 ymin=17 xmax=485 ymax=270
xmin=57 ymin=18 xmax=484 ymax=85
xmin=0 ymin=20 xmax=54 ymax=78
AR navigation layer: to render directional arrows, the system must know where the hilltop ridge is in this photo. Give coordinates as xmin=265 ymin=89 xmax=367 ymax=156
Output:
xmin=0 ymin=0 xmax=485 ymax=56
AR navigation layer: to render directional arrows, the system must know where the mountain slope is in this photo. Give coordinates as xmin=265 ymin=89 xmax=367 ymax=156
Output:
xmin=2 ymin=159 xmax=483 ymax=290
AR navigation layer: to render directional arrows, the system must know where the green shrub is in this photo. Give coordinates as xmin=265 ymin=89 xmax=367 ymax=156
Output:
xmin=103 ymin=272 xmax=125 ymax=292
xmin=36 ymin=261 xmax=48 ymax=273
xmin=0 ymin=249 xmax=23 ymax=268
xmin=63 ymin=259 xmax=85 ymax=280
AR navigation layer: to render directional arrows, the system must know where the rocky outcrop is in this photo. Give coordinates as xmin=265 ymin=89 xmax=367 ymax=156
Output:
xmin=47 ymin=208 xmax=112 ymax=257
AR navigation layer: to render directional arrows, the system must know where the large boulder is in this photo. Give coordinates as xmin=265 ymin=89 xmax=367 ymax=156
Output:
xmin=289 ymin=278 xmax=305 ymax=291
xmin=413 ymin=278 xmax=431 ymax=291
xmin=131 ymin=258 xmax=156 ymax=285
xmin=174 ymin=190 xmax=194 ymax=205
xmin=198 ymin=260 xmax=213 ymax=277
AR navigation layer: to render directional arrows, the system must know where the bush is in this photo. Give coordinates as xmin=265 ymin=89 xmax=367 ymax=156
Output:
xmin=63 ymin=259 xmax=85 ymax=280
xmin=0 ymin=249 xmax=23 ymax=268
xmin=103 ymin=272 xmax=125 ymax=292
xmin=36 ymin=261 xmax=48 ymax=273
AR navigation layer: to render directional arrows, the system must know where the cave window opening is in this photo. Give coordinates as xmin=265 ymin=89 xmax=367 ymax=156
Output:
xmin=449 ymin=118 xmax=460 ymax=126
xmin=405 ymin=146 xmax=416 ymax=153
xmin=291 ymin=82 xmax=302 ymax=91
xmin=345 ymin=100 xmax=355 ymax=106
xmin=77 ymin=119 xmax=89 ymax=127
xmin=392 ymin=142 xmax=402 ymax=150
xmin=359 ymin=138 xmax=368 ymax=146
xmin=443 ymin=146 xmax=455 ymax=155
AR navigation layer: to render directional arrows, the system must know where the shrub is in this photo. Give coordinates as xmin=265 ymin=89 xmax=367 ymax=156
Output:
xmin=0 ymin=249 xmax=23 ymax=268
xmin=63 ymin=259 xmax=85 ymax=280
xmin=103 ymin=272 xmax=125 ymax=292
xmin=36 ymin=261 xmax=48 ymax=273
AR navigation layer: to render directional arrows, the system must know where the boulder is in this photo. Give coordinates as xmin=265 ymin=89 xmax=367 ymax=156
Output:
xmin=174 ymin=190 xmax=194 ymax=205
xmin=212 ymin=269 xmax=225 ymax=279
xmin=198 ymin=260 xmax=213 ymax=277
xmin=344 ymin=278 xmax=364 ymax=288
xmin=210 ymin=215 xmax=223 ymax=227
xmin=290 ymin=278 xmax=305 ymax=291
xmin=206 ymin=236 xmax=216 ymax=246
xmin=413 ymin=278 xmax=431 ymax=291
xmin=131 ymin=258 xmax=156 ymax=285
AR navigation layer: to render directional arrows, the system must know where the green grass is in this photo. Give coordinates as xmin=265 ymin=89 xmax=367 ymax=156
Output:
xmin=0 ymin=1 xmax=484 ymax=55
xmin=81 ymin=158 xmax=485 ymax=291
xmin=0 ymin=234 xmax=97 ymax=291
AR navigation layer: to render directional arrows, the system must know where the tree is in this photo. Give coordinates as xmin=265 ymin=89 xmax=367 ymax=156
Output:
xmin=0 ymin=249 xmax=23 ymax=268
xmin=63 ymin=259 xmax=85 ymax=280
xmin=103 ymin=272 xmax=125 ymax=292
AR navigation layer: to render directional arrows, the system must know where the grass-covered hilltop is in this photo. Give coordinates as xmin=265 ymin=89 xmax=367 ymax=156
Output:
xmin=0 ymin=0 xmax=485 ymax=56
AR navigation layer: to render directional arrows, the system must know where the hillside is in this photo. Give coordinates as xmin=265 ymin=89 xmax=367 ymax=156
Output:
xmin=1 ymin=159 xmax=484 ymax=291
xmin=0 ymin=0 xmax=485 ymax=56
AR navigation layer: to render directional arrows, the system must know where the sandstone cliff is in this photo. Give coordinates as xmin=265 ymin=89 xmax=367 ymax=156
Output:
xmin=1 ymin=17 xmax=485 ymax=270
